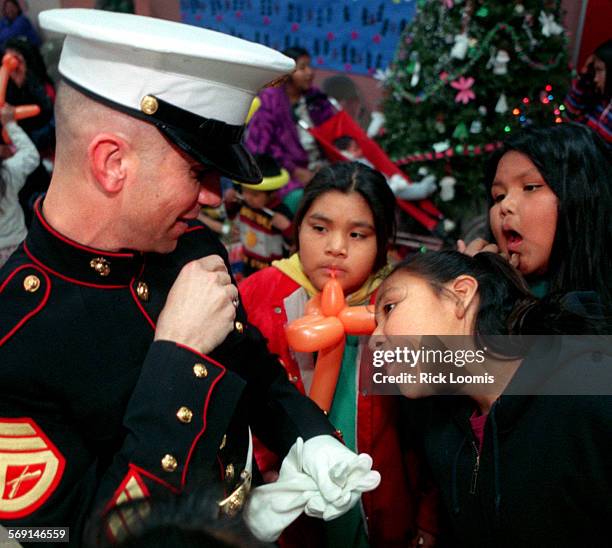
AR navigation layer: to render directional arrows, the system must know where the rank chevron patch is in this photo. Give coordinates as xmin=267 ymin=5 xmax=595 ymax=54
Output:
xmin=0 ymin=418 xmax=65 ymax=518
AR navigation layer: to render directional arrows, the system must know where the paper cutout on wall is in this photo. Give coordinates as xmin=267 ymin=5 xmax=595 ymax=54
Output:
xmin=180 ymin=0 xmax=416 ymax=76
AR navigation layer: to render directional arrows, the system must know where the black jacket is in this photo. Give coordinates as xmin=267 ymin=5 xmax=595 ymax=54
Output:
xmin=0 ymin=202 xmax=334 ymax=544
xmin=417 ymin=336 xmax=612 ymax=547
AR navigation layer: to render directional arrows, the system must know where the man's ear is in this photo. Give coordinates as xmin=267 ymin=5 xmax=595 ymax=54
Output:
xmin=449 ymin=275 xmax=479 ymax=319
xmin=87 ymin=133 xmax=131 ymax=193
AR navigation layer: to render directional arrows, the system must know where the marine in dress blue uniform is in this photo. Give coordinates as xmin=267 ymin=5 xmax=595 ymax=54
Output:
xmin=0 ymin=9 xmax=376 ymax=545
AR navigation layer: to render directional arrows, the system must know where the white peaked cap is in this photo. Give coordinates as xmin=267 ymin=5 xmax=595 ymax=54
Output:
xmin=38 ymin=8 xmax=295 ymax=184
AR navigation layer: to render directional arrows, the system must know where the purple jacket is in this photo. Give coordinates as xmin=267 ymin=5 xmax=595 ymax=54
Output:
xmin=245 ymin=85 xmax=335 ymax=177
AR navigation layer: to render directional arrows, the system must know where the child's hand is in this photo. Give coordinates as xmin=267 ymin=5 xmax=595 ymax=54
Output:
xmin=271 ymin=212 xmax=291 ymax=231
xmin=457 ymin=239 xmax=520 ymax=269
xmin=456 ymin=238 xmax=499 ymax=256
xmin=0 ymin=104 xmax=16 ymax=127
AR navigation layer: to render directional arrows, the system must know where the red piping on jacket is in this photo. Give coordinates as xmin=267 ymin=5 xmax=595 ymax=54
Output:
xmin=0 ymin=265 xmax=51 ymax=347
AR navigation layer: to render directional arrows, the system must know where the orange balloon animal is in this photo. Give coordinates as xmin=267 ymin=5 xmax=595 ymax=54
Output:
xmin=0 ymin=53 xmax=41 ymax=144
xmin=285 ymin=275 xmax=376 ymax=413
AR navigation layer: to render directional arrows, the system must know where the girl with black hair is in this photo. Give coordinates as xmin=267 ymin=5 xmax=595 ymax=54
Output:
xmin=374 ymin=250 xmax=612 ymax=546
xmin=564 ymin=39 xmax=612 ymax=146
xmin=240 ymin=162 xmax=436 ymax=547
xmin=459 ymin=122 xmax=612 ymax=317
xmin=0 ymin=102 xmax=40 ymax=267
xmin=245 ymin=46 xmax=335 ymax=210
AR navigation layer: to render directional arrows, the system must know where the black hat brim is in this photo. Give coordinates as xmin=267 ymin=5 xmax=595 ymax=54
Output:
xmin=159 ymin=125 xmax=262 ymax=185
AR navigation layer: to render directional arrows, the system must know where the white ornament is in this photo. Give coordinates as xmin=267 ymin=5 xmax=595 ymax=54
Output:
xmin=417 ymin=166 xmax=429 ymax=177
xmin=366 ymin=111 xmax=385 ymax=138
xmin=439 ymin=176 xmax=457 ymax=202
xmin=373 ymin=68 xmax=393 ymax=87
xmin=495 ymin=93 xmax=508 ymax=114
xmin=514 ymin=4 xmax=525 ymax=15
xmin=450 ymin=33 xmax=469 ymax=60
xmin=539 ymin=11 xmax=563 ymax=38
xmin=478 ymin=105 xmax=488 ymax=116
xmin=411 ymin=60 xmax=421 ymax=87
xmin=443 ymin=219 xmax=457 ymax=232
xmin=433 ymin=140 xmax=450 ymax=153
xmin=469 ymin=120 xmax=482 ymax=134
xmin=407 ymin=51 xmax=421 ymax=88
xmin=492 ymin=49 xmax=510 ymax=75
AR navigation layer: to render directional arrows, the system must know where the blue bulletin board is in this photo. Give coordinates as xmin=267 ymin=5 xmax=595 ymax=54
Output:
xmin=180 ymin=0 xmax=416 ymax=76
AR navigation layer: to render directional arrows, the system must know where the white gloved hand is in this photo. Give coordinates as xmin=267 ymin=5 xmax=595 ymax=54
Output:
xmin=304 ymin=451 xmax=380 ymax=521
xmin=389 ymin=174 xmax=437 ymax=201
xmin=244 ymin=438 xmax=316 ymax=542
xmin=244 ymin=436 xmax=380 ymax=542
xmin=301 ymin=435 xmax=381 ymax=508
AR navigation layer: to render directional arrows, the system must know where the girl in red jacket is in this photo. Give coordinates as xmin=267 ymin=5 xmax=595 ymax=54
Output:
xmin=240 ymin=162 xmax=437 ymax=547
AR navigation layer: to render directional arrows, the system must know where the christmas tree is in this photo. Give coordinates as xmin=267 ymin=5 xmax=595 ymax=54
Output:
xmin=379 ymin=0 xmax=569 ymax=231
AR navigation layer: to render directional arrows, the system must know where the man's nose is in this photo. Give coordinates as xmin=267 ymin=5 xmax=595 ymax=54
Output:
xmin=198 ymin=173 xmax=222 ymax=207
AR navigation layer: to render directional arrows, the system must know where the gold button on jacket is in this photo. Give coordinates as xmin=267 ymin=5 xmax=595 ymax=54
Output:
xmin=89 ymin=257 xmax=111 ymax=277
xmin=136 ymin=281 xmax=149 ymax=301
xmin=176 ymin=406 xmax=193 ymax=424
xmin=161 ymin=454 xmax=178 ymax=472
xmin=193 ymin=363 xmax=208 ymax=378
xmin=23 ymin=275 xmax=41 ymax=293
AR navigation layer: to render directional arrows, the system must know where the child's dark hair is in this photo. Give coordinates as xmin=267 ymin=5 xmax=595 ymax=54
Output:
xmin=333 ymin=135 xmax=355 ymax=151
xmin=4 ymin=37 xmax=54 ymax=88
xmin=282 ymin=46 xmax=310 ymax=62
xmin=484 ymin=123 xmax=612 ymax=312
xmin=593 ymin=39 xmax=612 ymax=97
xmin=86 ymin=487 xmax=270 ymax=548
xmin=2 ymin=0 xmax=21 ymax=16
xmin=389 ymin=250 xmax=607 ymax=342
xmin=293 ymin=162 xmax=396 ymax=271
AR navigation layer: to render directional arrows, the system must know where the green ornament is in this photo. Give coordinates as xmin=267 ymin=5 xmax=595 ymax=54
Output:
xmin=452 ymin=122 xmax=469 ymax=141
xmin=476 ymin=7 xmax=489 ymax=17
xmin=455 ymin=145 xmax=464 ymax=154
xmin=467 ymin=145 xmax=475 ymax=152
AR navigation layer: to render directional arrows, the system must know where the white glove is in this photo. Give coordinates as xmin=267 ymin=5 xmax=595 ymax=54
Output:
xmin=301 ymin=435 xmax=381 ymax=512
xmin=244 ymin=436 xmax=380 ymax=542
xmin=244 ymin=438 xmax=316 ymax=542
xmin=388 ymin=174 xmax=437 ymax=201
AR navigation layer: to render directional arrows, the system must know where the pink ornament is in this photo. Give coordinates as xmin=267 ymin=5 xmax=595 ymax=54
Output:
xmin=442 ymin=0 xmax=454 ymax=8
xmin=373 ymin=34 xmax=382 ymax=44
xmin=451 ymin=76 xmax=476 ymax=104
xmin=439 ymin=71 xmax=449 ymax=81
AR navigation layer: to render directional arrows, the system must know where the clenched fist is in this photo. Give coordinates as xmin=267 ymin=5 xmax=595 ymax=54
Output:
xmin=155 ymin=255 xmax=238 ymax=355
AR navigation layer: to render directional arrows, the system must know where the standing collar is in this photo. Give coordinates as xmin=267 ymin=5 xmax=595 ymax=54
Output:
xmin=24 ymin=200 xmax=144 ymax=287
